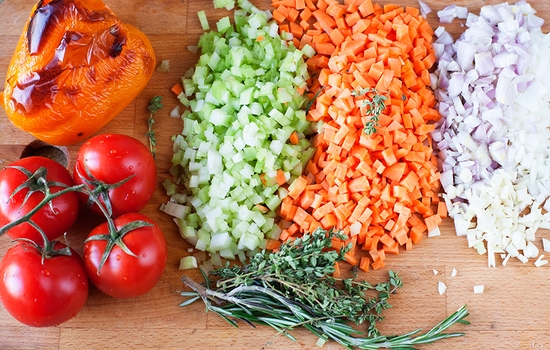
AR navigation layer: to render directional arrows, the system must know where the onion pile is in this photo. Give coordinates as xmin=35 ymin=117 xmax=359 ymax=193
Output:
xmin=433 ymin=1 xmax=550 ymax=266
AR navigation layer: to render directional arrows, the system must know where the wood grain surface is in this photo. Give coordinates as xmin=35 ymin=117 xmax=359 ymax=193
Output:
xmin=0 ymin=0 xmax=549 ymax=349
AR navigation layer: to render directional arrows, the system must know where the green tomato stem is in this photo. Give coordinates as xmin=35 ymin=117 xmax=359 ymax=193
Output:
xmin=0 ymin=184 xmax=85 ymax=237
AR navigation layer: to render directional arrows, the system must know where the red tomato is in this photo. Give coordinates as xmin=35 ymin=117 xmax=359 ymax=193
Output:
xmin=73 ymin=134 xmax=156 ymax=217
xmin=0 ymin=156 xmax=80 ymax=242
xmin=0 ymin=242 xmax=89 ymax=327
xmin=83 ymin=212 xmax=167 ymax=298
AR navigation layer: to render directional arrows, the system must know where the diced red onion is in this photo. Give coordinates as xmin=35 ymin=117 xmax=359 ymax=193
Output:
xmin=434 ymin=1 xmax=550 ymax=267
xmin=418 ymin=0 xmax=432 ymax=18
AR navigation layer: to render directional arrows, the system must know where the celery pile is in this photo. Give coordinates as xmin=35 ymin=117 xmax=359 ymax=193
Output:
xmin=163 ymin=0 xmax=315 ymax=267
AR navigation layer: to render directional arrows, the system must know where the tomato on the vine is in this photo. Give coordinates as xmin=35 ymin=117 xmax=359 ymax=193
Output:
xmin=0 ymin=156 xmax=79 ymax=242
xmin=0 ymin=241 xmax=89 ymax=327
xmin=73 ymin=134 xmax=156 ymax=217
xmin=83 ymin=212 xmax=167 ymax=298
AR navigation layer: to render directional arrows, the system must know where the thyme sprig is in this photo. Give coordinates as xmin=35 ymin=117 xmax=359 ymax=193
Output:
xmin=180 ymin=229 xmax=469 ymax=349
xmin=147 ymin=96 xmax=163 ymax=159
xmin=353 ymin=88 xmax=388 ymax=135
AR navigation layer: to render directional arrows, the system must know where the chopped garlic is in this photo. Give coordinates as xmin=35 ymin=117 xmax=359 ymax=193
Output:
xmin=473 ymin=285 xmax=484 ymax=294
xmin=502 ymin=254 xmax=511 ymax=266
xmin=543 ymin=238 xmax=550 ymax=252
xmin=451 ymin=268 xmax=457 ymax=277
xmin=433 ymin=269 xmax=439 ymax=275
xmin=438 ymin=281 xmax=447 ymax=295
xmin=315 ymin=338 xmax=327 ymax=347
xmin=523 ymin=241 xmax=539 ymax=259
xmin=517 ymin=254 xmax=529 ymax=264
xmin=535 ymin=255 xmax=548 ymax=267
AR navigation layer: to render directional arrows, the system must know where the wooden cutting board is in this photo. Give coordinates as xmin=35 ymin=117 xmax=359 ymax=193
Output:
xmin=0 ymin=0 xmax=549 ymax=348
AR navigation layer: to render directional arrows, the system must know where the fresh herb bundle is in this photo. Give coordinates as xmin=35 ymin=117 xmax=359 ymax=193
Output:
xmin=353 ymin=88 xmax=388 ymax=135
xmin=180 ymin=229 xmax=469 ymax=349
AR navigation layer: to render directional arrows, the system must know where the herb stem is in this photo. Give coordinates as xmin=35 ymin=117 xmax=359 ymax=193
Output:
xmin=147 ymin=96 xmax=163 ymax=159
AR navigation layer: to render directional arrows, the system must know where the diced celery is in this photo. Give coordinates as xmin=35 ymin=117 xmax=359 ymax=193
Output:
xmin=162 ymin=201 xmax=190 ymax=219
xmin=238 ymin=232 xmax=260 ymax=250
xmin=301 ymin=44 xmax=316 ymax=58
xmin=181 ymin=225 xmax=196 ymax=238
xmin=219 ymin=248 xmax=236 ymax=260
xmin=216 ymin=16 xmax=232 ymax=33
xmin=268 ymin=108 xmax=290 ymax=126
xmin=179 ymin=256 xmax=198 ymax=270
xmin=209 ymin=232 xmax=232 ymax=252
xmin=267 ymin=224 xmax=282 ymax=240
xmin=197 ymin=10 xmax=210 ymax=31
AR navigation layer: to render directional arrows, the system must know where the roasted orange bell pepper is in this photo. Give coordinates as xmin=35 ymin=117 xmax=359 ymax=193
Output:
xmin=0 ymin=0 xmax=156 ymax=146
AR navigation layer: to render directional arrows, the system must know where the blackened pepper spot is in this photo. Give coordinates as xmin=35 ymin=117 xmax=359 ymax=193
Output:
xmin=11 ymin=65 xmax=63 ymax=114
xmin=27 ymin=0 xmax=64 ymax=55
xmin=109 ymin=25 xmax=126 ymax=58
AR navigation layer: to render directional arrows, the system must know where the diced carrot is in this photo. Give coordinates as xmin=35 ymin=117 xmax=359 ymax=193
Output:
xmin=316 ymin=42 xmax=337 ymax=56
xmin=304 ymin=0 xmax=316 ymax=10
xmin=437 ymin=200 xmax=448 ymax=218
xmin=424 ymin=214 xmax=442 ymax=233
xmin=279 ymin=23 xmax=290 ymax=34
xmin=333 ymin=262 xmax=341 ymax=277
xmin=288 ymin=8 xmax=300 ymax=21
xmin=171 ymin=83 xmax=184 ymax=96
xmin=410 ymin=227 xmax=423 ymax=244
xmin=299 ymin=190 xmax=316 ymax=209
xmin=290 ymin=21 xmax=304 ymax=38
xmin=379 ymin=233 xmax=395 ymax=247
xmin=371 ymin=259 xmax=385 ymax=270
xmin=362 ymin=235 xmax=379 ymax=251
xmin=357 ymin=0 xmax=374 ymax=17
xmin=383 ymin=241 xmax=399 ymax=255
xmin=276 ymin=169 xmax=287 ymax=186
xmin=344 ymin=252 xmax=358 ymax=266
xmin=288 ymin=176 xmax=308 ymax=199
xmin=359 ymin=256 xmax=370 ymax=272
xmin=312 ymin=9 xmax=337 ymax=31
xmin=321 ymin=212 xmax=337 ymax=229
xmin=279 ymin=229 xmax=291 ymax=242
xmin=293 ymin=207 xmax=311 ymax=229
xmin=382 ymin=162 xmax=407 ymax=182
xmin=312 ymin=201 xmax=335 ymax=220
xmin=272 ymin=9 xmax=286 ymax=23
xmin=329 ymin=28 xmax=345 ymax=46
xmin=265 ymin=239 xmax=282 ymax=251
xmin=295 ymin=0 xmax=305 ymax=9
xmin=289 ymin=131 xmax=300 ymax=145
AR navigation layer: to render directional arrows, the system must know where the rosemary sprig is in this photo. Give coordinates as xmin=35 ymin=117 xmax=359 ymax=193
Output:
xmin=146 ymin=96 xmax=163 ymax=159
xmin=180 ymin=229 xmax=469 ymax=349
xmin=353 ymin=88 xmax=388 ymax=135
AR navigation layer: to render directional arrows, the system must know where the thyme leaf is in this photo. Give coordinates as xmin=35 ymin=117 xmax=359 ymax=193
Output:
xmin=353 ymin=88 xmax=388 ymax=135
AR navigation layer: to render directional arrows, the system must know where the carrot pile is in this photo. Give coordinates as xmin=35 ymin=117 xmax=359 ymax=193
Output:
xmin=270 ymin=0 xmax=446 ymax=271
